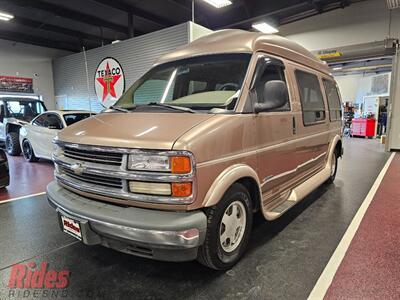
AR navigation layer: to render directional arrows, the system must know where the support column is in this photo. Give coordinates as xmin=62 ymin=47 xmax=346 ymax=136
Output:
xmin=387 ymin=43 xmax=400 ymax=150
xmin=128 ymin=10 xmax=134 ymax=38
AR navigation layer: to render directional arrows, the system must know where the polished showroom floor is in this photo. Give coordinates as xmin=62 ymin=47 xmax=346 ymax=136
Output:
xmin=0 ymin=156 xmax=53 ymax=201
xmin=0 ymin=139 xmax=393 ymax=299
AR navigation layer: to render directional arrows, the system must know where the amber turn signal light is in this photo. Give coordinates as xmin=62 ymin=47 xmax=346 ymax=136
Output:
xmin=171 ymin=156 xmax=191 ymax=174
xmin=171 ymin=182 xmax=192 ymax=197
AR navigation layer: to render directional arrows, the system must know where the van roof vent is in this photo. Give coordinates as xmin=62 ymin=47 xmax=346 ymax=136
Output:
xmin=387 ymin=0 xmax=400 ymax=9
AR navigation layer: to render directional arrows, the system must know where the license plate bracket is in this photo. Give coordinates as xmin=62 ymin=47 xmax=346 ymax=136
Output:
xmin=60 ymin=214 xmax=82 ymax=241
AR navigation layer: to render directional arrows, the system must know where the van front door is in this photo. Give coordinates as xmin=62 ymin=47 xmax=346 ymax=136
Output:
xmin=252 ymin=54 xmax=303 ymax=210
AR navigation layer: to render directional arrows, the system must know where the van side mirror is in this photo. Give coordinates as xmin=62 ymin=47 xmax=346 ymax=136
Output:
xmin=254 ymin=80 xmax=288 ymax=113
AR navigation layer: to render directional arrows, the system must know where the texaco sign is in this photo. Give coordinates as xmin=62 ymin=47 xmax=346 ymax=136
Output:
xmin=94 ymin=57 xmax=125 ymax=108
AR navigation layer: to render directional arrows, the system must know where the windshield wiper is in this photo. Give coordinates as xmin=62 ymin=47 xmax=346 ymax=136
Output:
xmin=109 ymin=105 xmax=136 ymax=113
xmin=147 ymin=102 xmax=196 ymax=113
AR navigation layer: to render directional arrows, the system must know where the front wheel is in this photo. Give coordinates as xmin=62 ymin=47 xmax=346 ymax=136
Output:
xmin=22 ymin=140 xmax=39 ymax=162
xmin=5 ymin=132 xmax=21 ymax=156
xmin=197 ymin=183 xmax=253 ymax=270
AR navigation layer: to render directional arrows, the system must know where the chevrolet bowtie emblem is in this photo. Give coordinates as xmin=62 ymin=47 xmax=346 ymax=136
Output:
xmin=70 ymin=163 xmax=85 ymax=175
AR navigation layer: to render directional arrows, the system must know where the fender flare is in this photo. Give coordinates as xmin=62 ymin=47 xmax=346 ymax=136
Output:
xmin=5 ymin=121 xmax=22 ymax=134
xmin=202 ymin=164 xmax=261 ymax=207
xmin=327 ymin=134 xmax=343 ymax=167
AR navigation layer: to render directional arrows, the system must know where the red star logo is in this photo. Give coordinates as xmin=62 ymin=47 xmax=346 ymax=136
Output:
xmin=96 ymin=62 xmax=121 ymax=102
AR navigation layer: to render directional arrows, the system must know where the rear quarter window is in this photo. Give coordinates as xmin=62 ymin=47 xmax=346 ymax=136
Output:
xmin=323 ymin=79 xmax=342 ymax=121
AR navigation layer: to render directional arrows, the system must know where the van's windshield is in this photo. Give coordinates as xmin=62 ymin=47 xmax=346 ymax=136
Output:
xmin=115 ymin=54 xmax=251 ymax=112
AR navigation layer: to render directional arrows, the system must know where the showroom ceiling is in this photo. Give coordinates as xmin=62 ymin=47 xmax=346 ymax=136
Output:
xmin=0 ymin=0 xmax=365 ymax=52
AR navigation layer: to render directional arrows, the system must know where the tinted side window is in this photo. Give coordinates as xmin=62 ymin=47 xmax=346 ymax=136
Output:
xmin=295 ymin=70 xmax=326 ymax=125
xmin=255 ymin=59 xmax=290 ymax=111
xmin=46 ymin=114 xmax=63 ymax=129
xmin=63 ymin=113 xmax=92 ymax=126
xmin=33 ymin=114 xmax=48 ymax=127
xmin=323 ymin=79 xmax=342 ymax=121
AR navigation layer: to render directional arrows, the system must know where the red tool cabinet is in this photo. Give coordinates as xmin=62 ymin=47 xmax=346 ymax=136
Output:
xmin=352 ymin=118 xmax=376 ymax=137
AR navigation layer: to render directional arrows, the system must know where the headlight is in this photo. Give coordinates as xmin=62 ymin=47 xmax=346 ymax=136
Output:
xmin=128 ymin=154 xmax=170 ymax=172
xmin=128 ymin=153 xmax=192 ymax=174
xmin=52 ymin=138 xmax=62 ymax=157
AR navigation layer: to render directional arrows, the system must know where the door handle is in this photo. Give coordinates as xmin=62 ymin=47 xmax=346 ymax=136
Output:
xmin=292 ymin=116 xmax=297 ymax=135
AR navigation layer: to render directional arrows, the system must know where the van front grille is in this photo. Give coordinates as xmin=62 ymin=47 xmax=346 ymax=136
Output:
xmin=63 ymin=146 xmax=123 ymax=166
xmin=60 ymin=166 xmax=123 ymax=189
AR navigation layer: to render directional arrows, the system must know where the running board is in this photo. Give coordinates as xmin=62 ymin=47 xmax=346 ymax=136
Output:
xmin=264 ymin=166 xmax=331 ymax=220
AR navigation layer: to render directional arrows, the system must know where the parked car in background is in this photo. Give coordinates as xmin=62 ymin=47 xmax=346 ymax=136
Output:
xmin=0 ymin=149 xmax=9 ymax=189
xmin=0 ymin=97 xmax=47 ymax=156
xmin=20 ymin=110 xmax=94 ymax=162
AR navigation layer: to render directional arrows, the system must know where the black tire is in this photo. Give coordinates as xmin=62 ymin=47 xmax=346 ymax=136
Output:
xmin=22 ymin=140 xmax=39 ymax=162
xmin=197 ymin=183 xmax=253 ymax=270
xmin=5 ymin=132 xmax=21 ymax=156
xmin=326 ymin=149 xmax=338 ymax=184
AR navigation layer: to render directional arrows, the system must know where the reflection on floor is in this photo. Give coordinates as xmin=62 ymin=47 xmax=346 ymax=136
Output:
xmin=0 ymin=138 xmax=391 ymax=299
xmin=325 ymin=152 xmax=400 ymax=300
xmin=0 ymin=155 xmax=54 ymax=201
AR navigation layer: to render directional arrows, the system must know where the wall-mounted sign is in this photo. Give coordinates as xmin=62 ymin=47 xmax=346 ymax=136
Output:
xmin=94 ymin=57 xmax=125 ymax=108
xmin=0 ymin=76 xmax=33 ymax=93
xmin=317 ymin=50 xmax=343 ymax=60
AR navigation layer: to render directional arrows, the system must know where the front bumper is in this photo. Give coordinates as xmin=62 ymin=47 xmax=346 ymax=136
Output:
xmin=47 ymin=181 xmax=207 ymax=262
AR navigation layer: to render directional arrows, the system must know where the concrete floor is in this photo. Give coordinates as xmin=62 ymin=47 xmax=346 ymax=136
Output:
xmin=0 ymin=138 xmax=390 ymax=300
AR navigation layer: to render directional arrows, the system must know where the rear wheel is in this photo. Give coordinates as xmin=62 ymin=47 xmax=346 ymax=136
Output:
xmin=326 ymin=149 xmax=338 ymax=184
xmin=5 ymin=132 xmax=21 ymax=156
xmin=197 ymin=183 xmax=253 ymax=270
xmin=22 ymin=140 xmax=39 ymax=162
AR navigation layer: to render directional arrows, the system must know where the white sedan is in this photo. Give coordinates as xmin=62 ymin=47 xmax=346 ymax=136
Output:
xmin=19 ymin=110 xmax=94 ymax=162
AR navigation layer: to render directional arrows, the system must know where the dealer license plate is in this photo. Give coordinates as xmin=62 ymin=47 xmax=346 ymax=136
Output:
xmin=61 ymin=215 xmax=82 ymax=241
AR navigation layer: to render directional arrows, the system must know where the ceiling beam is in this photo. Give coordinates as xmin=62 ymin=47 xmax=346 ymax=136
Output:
xmin=11 ymin=16 xmax=112 ymax=44
xmin=309 ymin=1 xmax=324 ymax=13
xmin=0 ymin=29 xmax=79 ymax=52
xmin=90 ymin=0 xmax=175 ymax=27
xmin=221 ymin=2 xmax=309 ymax=29
xmin=6 ymin=0 xmax=129 ymax=34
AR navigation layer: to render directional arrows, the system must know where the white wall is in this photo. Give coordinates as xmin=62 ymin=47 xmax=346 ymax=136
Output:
xmin=0 ymin=39 xmax=70 ymax=109
xmin=335 ymin=72 xmax=391 ymax=103
xmin=189 ymin=22 xmax=213 ymax=42
xmin=279 ymin=0 xmax=400 ymax=51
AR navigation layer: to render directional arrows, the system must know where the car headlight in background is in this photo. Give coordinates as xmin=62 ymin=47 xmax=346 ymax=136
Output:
xmin=128 ymin=153 xmax=193 ymax=174
xmin=52 ymin=138 xmax=62 ymax=157
xmin=0 ymin=150 xmax=7 ymax=163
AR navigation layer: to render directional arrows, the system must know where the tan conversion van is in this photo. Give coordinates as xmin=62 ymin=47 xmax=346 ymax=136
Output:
xmin=47 ymin=30 xmax=343 ymax=270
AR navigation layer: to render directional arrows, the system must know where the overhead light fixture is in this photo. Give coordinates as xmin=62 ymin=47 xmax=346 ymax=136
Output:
xmin=0 ymin=11 xmax=14 ymax=21
xmin=201 ymin=0 xmax=232 ymax=8
xmin=332 ymin=66 xmax=343 ymax=71
xmin=252 ymin=22 xmax=279 ymax=34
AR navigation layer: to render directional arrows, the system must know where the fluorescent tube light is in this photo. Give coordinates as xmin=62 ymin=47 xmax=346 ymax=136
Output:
xmin=252 ymin=22 xmax=279 ymax=34
xmin=0 ymin=11 xmax=14 ymax=21
xmin=332 ymin=67 xmax=343 ymax=71
xmin=201 ymin=0 xmax=232 ymax=8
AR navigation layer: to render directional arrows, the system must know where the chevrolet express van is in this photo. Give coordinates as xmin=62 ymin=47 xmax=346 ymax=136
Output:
xmin=47 ymin=30 xmax=343 ymax=270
